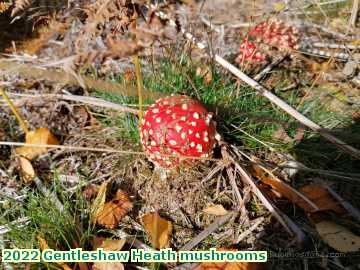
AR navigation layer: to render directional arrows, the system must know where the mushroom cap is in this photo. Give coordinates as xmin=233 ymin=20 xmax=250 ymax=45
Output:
xmin=139 ymin=95 xmax=218 ymax=168
xmin=248 ymin=19 xmax=299 ymax=50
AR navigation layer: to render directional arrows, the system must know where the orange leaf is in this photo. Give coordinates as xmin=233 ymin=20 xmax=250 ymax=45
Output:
xmin=299 ymin=184 xmax=346 ymax=214
xmin=143 ymin=212 xmax=172 ymax=249
xmin=36 ymin=235 xmax=72 ymax=270
xmin=251 ymin=166 xmax=318 ymax=212
xmin=95 ymin=189 xmax=133 ymax=229
xmin=93 ymin=239 xmax=126 ymax=270
xmin=16 ymin=128 xmax=59 ymax=160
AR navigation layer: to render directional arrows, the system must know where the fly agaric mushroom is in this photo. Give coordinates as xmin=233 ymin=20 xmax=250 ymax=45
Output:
xmin=139 ymin=95 xmax=220 ymax=168
xmin=249 ymin=19 xmax=299 ymax=50
xmin=237 ymin=39 xmax=267 ymax=63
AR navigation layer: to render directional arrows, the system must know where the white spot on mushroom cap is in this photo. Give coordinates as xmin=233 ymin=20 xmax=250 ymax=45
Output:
xmin=175 ymin=125 xmax=182 ymax=132
xmin=169 ymin=140 xmax=177 ymax=146
xmin=182 ymin=104 xmax=188 ymax=110
xmin=151 ymin=141 xmax=157 ymax=146
xmin=152 ymin=108 xmax=159 ymax=113
xmin=196 ymin=144 xmax=203 ymax=152
xmin=166 ymin=110 xmax=171 ymax=114
xmin=188 ymin=129 xmax=193 ymax=134
xmin=149 ymin=129 xmax=153 ymax=135
xmin=215 ymin=133 xmax=221 ymax=141
xmin=195 ymin=133 xmax=200 ymax=138
xmin=204 ymin=137 xmax=209 ymax=142
xmin=193 ymin=112 xmax=199 ymax=119
xmin=191 ymin=121 xmax=197 ymax=126
xmin=156 ymin=117 xmax=161 ymax=123
xmin=181 ymin=132 xmax=186 ymax=139
xmin=180 ymin=116 xmax=187 ymax=121
xmin=190 ymin=142 xmax=195 ymax=147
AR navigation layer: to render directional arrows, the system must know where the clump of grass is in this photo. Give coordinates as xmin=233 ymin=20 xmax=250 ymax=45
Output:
xmin=1 ymin=182 xmax=94 ymax=268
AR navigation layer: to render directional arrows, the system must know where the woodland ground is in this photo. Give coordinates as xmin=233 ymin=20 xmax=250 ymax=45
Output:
xmin=0 ymin=0 xmax=360 ymax=270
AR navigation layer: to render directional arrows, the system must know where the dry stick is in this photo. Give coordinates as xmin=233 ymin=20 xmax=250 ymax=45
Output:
xmin=152 ymin=8 xmax=360 ymax=159
xmin=224 ymin=149 xmax=306 ymax=242
xmin=235 ymin=216 xmax=264 ymax=244
xmin=179 ymin=212 xmax=235 ymax=251
xmin=349 ymin=0 xmax=359 ymax=28
xmin=5 ymin=93 xmax=140 ymax=115
xmin=325 ymin=186 xmax=360 ymax=223
xmin=0 ymin=60 xmax=166 ymax=100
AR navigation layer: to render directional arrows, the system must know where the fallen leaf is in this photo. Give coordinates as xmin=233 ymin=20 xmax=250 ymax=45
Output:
xmin=93 ymin=239 xmax=126 ymax=270
xmin=299 ymin=184 xmax=345 ymax=214
xmin=95 ymin=189 xmax=133 ymax=229
xmin=143 ymin=212 xmax=172 ymax=249
xmin=90 ymin=181 xmax=108 ymax=224
xmin=16 ymin=128 xmax=59 ymax=160
xmin=18 ymin=157 xmax=35 ymax=184
xmin=251 ymin=165 xmax=318 ymax=212
xmin=37 ymin=235 xmax=72 ymax=270
xmin=203 ymin=205 xmax=228 ymax=216
xmin=315 ymin=221 xmax=360 ymax=252
xmin=101 ymin=239 xmax=126 ymax=251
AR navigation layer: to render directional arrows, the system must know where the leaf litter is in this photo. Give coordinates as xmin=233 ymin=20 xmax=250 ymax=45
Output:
xmin=0 ymin=0 xmax=360 ymax=269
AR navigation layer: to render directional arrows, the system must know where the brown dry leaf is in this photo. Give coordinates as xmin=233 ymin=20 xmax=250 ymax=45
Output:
xmin=37 ymin=235 xmax=72 ymax=270
xmin=315 ymin=221 xmax=360 ymax=252
xmin=16 ymin=128 xmax=59 ymax=160
xmin=90 ymin=181 xmax=108 ymax=224
xmin=143 ymin=212 xmax=172 ymax=249
xmin=251 ymin=165 xmax=318 ymax=212
xmin=203 ymin=205 xmax=228 ymax=216
xmin=93 ymin=239 xmax=126 ymax=270
xmin=95 ymin=189 xmax=133 ymax=229
xmin=299 ymin=184 xmax=345 ymax=214
xmin=18 ymin=157 xmax=35 ymax=184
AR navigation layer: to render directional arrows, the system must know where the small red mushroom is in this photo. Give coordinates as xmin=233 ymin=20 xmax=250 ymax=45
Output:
xmin=139 ymin=95 xmax=220 ymax=168
xmin=237 ymin=39 xmax=267 ymax=63
xmin=248 ymin=19 xmax=299 ymax=50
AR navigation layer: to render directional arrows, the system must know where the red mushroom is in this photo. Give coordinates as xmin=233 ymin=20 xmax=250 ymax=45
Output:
xmin=248 ymin=19 xmax=299 ymax=50
xmin=139 ymin=95 xmax=220 ymax=168
xmin=237 ymin=39 xmax=267 ymax=63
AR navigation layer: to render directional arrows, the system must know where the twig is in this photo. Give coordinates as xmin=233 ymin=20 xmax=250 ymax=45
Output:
xmin=349 ymin=0 xmax=359 ymax=28
xmin=325 ymin=186 xmax=360 ymax=223
xmin=235 ymin=216 xmax=264 ymax=243
xmin=151 ymin=7 xmax=360 ymax=159
xmin=4 ymin=93 xmax=140 ymax=114
xmin=225 ymin=149 xmax=307 ymax=244
xmin=179 ymin=212 xmax=235 ymax=251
